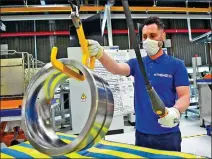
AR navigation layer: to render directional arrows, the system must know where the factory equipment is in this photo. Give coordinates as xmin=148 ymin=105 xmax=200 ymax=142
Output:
xmin=0 ymin=58 xmax=24 ymax=96
xmin=67 ymin=4 xmax=126 ymax=135
xmin=185 ymin=56 xmax=202 ymax=117
xmin=21 ymin=0 xmax=114 ymax=156
xmin=192 ymin=56 xmax=202 ymax=88
xmin=51 ymin=85 xmax=72 ymax=132
xmin=68 ymin=47 xmax=137 ymax=134
xmin=0 ymin=50 xmax=45 ymax=93
xmin=185 ymin=10 xmax=211 ymax=119
xmin=0 ymin=50 xmax=45 ymax=147
xmin=197 ymin=77 xmax=212 ymax=127
xmin=22 ymin=48 xmax=114 ymax=156
xmin=67 ymin=47 xmax=95 ymax=134
xmin=0 ymin=50 xmax=45 ymax=102
xmin=0 ymin=54 xmax=42 ymax=110
xmin=182 ymin=0 xmax=211 ymax=120
xmin=1 ymin=0 xmax=211 ymax=158
xmin=185 ymin=56 xmax=212 ymax=119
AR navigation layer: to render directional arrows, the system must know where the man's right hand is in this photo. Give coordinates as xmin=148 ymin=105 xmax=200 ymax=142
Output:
xmin=87 ymin=39 xmax=103 ymax=59
xmin=87 ymin=39 xmax=131 ymax=76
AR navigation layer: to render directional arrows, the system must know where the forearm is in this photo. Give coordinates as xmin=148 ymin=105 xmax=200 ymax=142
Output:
xmin=174 ymin=95 xmax=190 ymax=113
xmin=99 ymin=51 xmax=120 ymax=75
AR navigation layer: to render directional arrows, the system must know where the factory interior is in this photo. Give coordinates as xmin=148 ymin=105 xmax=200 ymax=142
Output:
xmin=0 ymin=0 xmax=211 ymax=158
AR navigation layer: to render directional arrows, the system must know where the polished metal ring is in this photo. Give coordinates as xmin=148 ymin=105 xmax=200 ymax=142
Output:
xmin=21 ymin=59 xmax=114 ymax=156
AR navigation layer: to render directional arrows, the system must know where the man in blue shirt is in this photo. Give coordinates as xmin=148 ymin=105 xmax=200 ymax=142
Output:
xmin=87 ymin=16 xmax=190 ymax=152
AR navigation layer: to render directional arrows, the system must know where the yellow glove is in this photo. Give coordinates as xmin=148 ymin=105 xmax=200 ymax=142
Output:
xmin=87 ymin=39 xmax=103 ymax=59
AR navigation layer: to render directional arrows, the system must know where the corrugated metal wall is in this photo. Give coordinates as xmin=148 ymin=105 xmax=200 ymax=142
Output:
xmin=169 ymin=19 xmax=206 ymax=29
xmin=110 ymin=19 xmax=209 ymax=66
xmin=1 ymin=21 xmax=35 ymax=58
xmin=171 ymin=34 xmax=207 ymax=66
xmin=1 ymin=18 xmax=210 ymax=66
xmin=1 ymin=20 xmax=71 ymax=63
xmin=1 ymin=37 xmax=35 ymax=57
xmin=35 ymin=20 xmax=71 ymax=62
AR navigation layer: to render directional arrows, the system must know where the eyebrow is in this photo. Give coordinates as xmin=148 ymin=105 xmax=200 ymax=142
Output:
xmin=142 ymin=33 xmax=157 ymax=36
xmin=150 ymin=33 xmax=157 ymax=35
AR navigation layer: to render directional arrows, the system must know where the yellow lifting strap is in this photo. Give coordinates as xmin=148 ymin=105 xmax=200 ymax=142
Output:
xmin=50 ymin=3 xmax=95 ymax=80
xmin=77 ymin=24 xmax=96 ymax=69
xmin=50 ymin=47 xmax=85 ymax=81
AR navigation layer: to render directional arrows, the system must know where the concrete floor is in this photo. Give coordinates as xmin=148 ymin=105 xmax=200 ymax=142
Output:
xmin=105 ymin=113 xmax=211 ymax=158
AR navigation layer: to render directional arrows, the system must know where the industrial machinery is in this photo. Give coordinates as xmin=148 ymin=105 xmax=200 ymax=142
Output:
xmin=185 ymin=10 xmax=211 ymax=120
xmin=197 ymin=76 xmax=212 ymax=127
xmin=185 ymin=56 xmax=211 ymax=119
xmin=21 ymin=0 xmax=114 ymax=156
xmin=0 ymin=50 xmax=45 ymax=147
xmin=50 ymin=84 xmax=72 ymax=132
xmin=21 ymin=54 xmax=114 ymax=156
xmin=0 ymin=50 xmax=45 ymax=109
xmin=185 ymin=56 xmax=202 ymax=117
xmin=21 ymin=0 xmax=181 ymax=155
xmin=1 ymin=0 xmax=211 ymax=158
xmin=185 ymin=1 xmax=211 ymax=116
xmin=68 ymin=47 xmax=137 ymax=134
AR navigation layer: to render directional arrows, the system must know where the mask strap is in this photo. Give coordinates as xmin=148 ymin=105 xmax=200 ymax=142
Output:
xmin=158 ymin=41 xmax=163 ymax=48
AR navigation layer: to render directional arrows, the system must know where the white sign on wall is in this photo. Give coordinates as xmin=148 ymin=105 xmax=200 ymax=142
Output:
xmin=94 ymin=49 xmax=136 ymax=116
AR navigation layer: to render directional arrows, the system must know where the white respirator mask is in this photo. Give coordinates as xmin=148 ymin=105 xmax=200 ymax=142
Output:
xmin=143 ymin=38 xmax=163 ymax=56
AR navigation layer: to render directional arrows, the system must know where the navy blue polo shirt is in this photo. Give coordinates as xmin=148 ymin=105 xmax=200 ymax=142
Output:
xmin=126 ymin=53 xmax=189 ymax=134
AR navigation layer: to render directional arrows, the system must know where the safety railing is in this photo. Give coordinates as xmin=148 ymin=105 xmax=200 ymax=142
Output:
xmin=0 ymin=50 xmax=45 ymax=97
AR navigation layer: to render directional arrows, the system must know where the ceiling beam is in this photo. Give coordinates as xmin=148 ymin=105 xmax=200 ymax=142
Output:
xmin=1 ymin=6 xmax=211 ymax=14
xmin=1 ymin=14 xmax=211 ymax=21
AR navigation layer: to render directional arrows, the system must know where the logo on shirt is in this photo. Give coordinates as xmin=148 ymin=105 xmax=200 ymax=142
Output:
xmin=154 ymin=73 xmax=173 ymax=78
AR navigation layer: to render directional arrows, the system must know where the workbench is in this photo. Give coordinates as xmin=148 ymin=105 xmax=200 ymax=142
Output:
xmin=1 ymin=132 xmax=204 ymax=158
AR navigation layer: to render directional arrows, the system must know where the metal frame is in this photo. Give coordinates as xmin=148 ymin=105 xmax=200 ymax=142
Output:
xmin=186 ymin=0 xmax=212 ymax=43
xmin=106 ymin=5 xmax=113 ymax=46
xmin=101 ymin=4 xmax=113 ymax=46
xmin=1 ymin=6 xmax=211 ymax=14
xmin=0 ymin=50 xmax=45 ymax=96
xmin=1 ymin=13 xmax=211 ymax=21
xmin=51 ymin=89 xmax=72 ymax=132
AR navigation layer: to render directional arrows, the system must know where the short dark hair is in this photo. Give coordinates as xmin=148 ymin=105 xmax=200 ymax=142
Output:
xmin=143 ymin=16 xmax=165 ymax=30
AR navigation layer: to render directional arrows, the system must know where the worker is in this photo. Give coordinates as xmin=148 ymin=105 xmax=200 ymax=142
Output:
xmin=87 ymin=16 xmax=190 ymax=152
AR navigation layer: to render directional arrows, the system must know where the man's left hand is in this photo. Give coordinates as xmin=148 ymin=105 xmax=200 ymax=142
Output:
xmin=158 ymin=107 xmax=181 ymax=128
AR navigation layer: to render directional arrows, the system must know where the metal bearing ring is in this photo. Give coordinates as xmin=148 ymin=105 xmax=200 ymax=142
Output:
xmin=21 ymin=59 xmax=114 ymax=156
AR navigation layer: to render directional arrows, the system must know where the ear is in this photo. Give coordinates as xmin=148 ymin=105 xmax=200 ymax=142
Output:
xmin=162 ymin=31 xmax=166 ymax=41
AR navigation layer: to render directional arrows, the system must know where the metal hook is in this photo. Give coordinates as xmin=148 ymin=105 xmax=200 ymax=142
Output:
xmin=153 ymin=0 xmax=157 ymax=7
xmin=69 ymin=0 xmax=80 ymax=11
xmin=23 ymin=0 xmax=28 ymax=7
xmin=50 ymin=47 xmax=85 ymax=81
xmin=69 ymin=1 xmax=96 ymax=70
